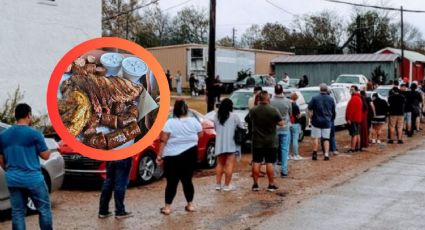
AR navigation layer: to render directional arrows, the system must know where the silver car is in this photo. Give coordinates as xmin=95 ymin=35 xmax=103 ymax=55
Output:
xmin=0 ymin=122 xmax=65 ymax=211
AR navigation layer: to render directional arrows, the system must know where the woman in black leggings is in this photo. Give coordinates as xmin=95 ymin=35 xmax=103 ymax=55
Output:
xmin=156 ymin=99 xmax=202 ymax=215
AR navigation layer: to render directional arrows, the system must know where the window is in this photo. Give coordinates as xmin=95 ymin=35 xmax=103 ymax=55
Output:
xmin=335 ymin=76 xmax=360 ymax=84
xmin=229 ymin=91 xmax=252 ymax=109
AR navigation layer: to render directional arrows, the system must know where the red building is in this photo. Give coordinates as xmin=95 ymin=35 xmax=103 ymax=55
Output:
xmin=376 ymin=47 xmax=425 ymax=83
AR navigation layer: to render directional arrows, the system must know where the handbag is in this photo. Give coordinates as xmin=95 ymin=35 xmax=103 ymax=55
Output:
xmin=234 ymin=126 xmax=247 ymax=145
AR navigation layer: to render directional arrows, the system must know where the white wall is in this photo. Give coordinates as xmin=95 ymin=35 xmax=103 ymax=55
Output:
xmin=0 ymin=0 xmax=101 ymax=117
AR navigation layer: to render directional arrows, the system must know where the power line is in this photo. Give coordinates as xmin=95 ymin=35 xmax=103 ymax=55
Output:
xmin=162 ymin=0 xmax=195 ymax=12
xmin=324 ymin=0 xmax=425 ymax=13
xmin=102 ymin=0 xmax=159 ymax=22
xmin=264 ymin=0 xmax=296 ymax=16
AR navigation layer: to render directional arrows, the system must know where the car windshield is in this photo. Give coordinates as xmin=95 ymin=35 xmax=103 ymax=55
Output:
xmin=335 ymin=76 xmax=360 ymax=84
xmin=230 ymin=91 xmax=252 ymax=109
xmin=376 ymin=88 xmax=390 ymax=97
xmin=300 ymin=90 xmax=319 ymax=104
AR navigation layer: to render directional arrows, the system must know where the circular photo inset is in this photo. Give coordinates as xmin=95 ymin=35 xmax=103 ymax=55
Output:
xmin=47 ymin=37 xmax=170 ymax=161
xmin=58 ymin=50 xmax=158 ymax=150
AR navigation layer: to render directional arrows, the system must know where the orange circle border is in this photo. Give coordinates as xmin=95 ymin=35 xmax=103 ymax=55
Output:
xmin=47 ymin=37 xmax=170 ymax=161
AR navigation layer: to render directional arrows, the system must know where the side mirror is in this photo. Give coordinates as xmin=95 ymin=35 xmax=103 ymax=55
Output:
xmin=215 ymin=103 xmax=221 ymax=109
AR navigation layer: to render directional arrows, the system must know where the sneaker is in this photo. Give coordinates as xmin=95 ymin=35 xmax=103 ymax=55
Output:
xmin=267 ymin=184 xmax=278 ymax=192
xmin=324 ymin=156 xmax=330 ymax=161
xmin=346 ymin=149 xmax=356 ymax=153
xmin=222 ymin=185 xmax=234 ymax=192
xmin=98 ymin=212 xmax=113 ymax=219
xmin=312 ymin=152 xmax=317 ymax=161
xmin=371 ymin=139 xmax=376 ymax=144
xmin=288 ymin=155 xmax=292 ymax=160
xmin=215 ymin=184 xmax=222 ymax=191
xmin=398 ymin=140 xmax=404 ymax=144
xmin=252 ymin=183 xmax=260 ymax=191
xmin=294 ymin=155 xmax=303 ymax=161
xmin=115 ymin=212 xmax=133 ymax=219
xmin=387 ymin=140 xmax=394 ymax=144
xmin=280 ymin=172 xmax=288 ymax=178
xmin=331 ymin=151 xmax=339 ymax=156
xmin=377 ymin=140 xmax=381 ymax=144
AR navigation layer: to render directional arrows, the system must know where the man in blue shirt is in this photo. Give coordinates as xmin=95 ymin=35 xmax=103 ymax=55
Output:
xmin=308 ymin=84 xmax=336 ymax=161
xmin=0 ymin=103 xmax=52 ymax=230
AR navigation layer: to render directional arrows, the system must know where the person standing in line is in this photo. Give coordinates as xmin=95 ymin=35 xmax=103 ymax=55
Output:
xmin=175 ymin=70 xmax=183 ymax=96
xmin=0 ymin=104 xmax=52 ymax=230
xmin=283 ymin=73 xmax=290 ymax=83
xmin=166 ymin=69 xmax=172 ymax=92
xmin=371 ymin=93 xmax=389 ymax=144
xmin=99 ymin=157 xmax=133 ymax=219
xmin=270 ymin=84 xmax=292 ymax=177
xmin=213 ymin=99 xmax=244 ymax=191
xmin=308 ymin=84 xmax=336 ymax=161
xmin=248 ymin=86 xmax=263 ymax=110
xmin=156 ymin=99 xmax=202 ymax=215
xmin=400 ymin=84 xmax=414 ymax=137
xmin=289 ymin=93 xmax=303 ymax=160
xmin=321 ymin=88 xmax=338 ymax=155
xmin=410 ymin=83 xmax=423 ymax=133
xmin=215 ymin=75 xmax=223 ymax=102
xmin=346 ymin=86 xmax=363 ymax=152
xmin=388 ymin=87 xmax=406 ymax=144
xmin=360 ymin=91 xmax=374 ymax=149
xmin=298 ymin=75 xmax=309 ymax=88
xmin=245 ymin=91 xmax=284 ymax=192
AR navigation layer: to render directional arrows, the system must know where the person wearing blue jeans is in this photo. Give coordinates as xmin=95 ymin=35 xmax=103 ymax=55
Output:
xmin=270 ymin=84 xmax=292 ymax=177
xmin=0 ymin=103 xmax=52 ymax=230
xmin=290 ymin=123 xmax=301 ymax=159
xmin=9 ymin=181 xmax=52 ymax=230
xmin=289 ymin=93 xmax=302 ymax=160
xmin=278 ymin=130 xmax=291 ymax=176
xmin=99 ymin=157 xmax=133 ymax=219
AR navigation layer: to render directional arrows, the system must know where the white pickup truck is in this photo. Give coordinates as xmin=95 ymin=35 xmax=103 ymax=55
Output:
xmin=331 ymin=74 xmax=368 ymax=91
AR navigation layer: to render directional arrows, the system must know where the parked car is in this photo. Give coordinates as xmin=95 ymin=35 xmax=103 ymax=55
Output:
xmin=299 ymin=86 xmax=351 ymax=129
xmin=205 ymin=86 xmax=308 ymax=141
xmin=233 ymin=74 xmax=271 ymax=89
xmin=374 ymin=85 xmax=393 ymax=101
xmin=59 ymin=108 xmax=216 ymax=185
xmin=331 ymin=74 xmax=368 ymax=91
xmin=0 ymin=122 xmax=65 ymax=211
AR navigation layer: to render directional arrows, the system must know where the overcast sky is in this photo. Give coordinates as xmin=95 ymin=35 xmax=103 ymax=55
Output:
xmin=158 ymin=0 xmax=425 ymax=41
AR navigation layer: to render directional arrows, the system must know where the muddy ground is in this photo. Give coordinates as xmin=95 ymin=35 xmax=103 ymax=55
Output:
xmin=1 ymin=95 xmax=424 ymax=230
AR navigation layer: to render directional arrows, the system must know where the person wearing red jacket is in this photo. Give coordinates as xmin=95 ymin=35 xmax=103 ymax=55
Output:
xmin=346 ymin=86 xmax=363 ymax=153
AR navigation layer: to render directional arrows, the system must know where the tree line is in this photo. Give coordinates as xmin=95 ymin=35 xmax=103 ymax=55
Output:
xmin=102 ymin=0 xmax=425 ymax=54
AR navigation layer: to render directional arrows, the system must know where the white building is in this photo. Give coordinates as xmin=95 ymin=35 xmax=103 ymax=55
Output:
xmin=0 ymin=0 xmax=101 ymax=116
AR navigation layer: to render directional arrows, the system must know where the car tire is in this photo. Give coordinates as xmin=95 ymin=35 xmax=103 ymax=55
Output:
xmin=137 ymin=152 xmax=158 ymax=185
xmin=204 ymin=141 xmax=216 ymax=168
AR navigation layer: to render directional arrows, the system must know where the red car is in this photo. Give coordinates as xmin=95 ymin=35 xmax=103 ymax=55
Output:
xmin=58 ymin=108 xmax=216 ymax=184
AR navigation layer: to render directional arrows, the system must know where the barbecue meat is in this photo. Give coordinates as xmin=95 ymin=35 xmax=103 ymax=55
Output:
xmin=59 ymin=90 xmax=91 ymax=136
xmin=60 ymin=74 xmax=143 ymax=116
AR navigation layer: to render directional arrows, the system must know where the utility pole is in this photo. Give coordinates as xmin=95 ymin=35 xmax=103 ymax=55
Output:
xmin=400 ymin=5 xmax=405 ymax=80
xmin=356 ymin=16 xmax=361 ymax=54
xmin=232 ymin=27 xmax=236 ymax=47
xmin=206 ymin=0 xmax=216 ymax=112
